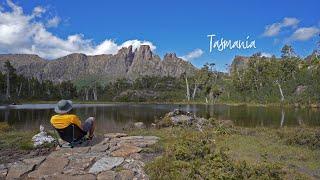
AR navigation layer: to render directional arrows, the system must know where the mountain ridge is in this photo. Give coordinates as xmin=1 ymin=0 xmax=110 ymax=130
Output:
xmin=0 ymin=45 xmax=196 ymax=82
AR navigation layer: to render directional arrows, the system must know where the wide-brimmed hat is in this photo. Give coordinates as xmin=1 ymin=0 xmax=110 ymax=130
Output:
xmin=54 ymin=100 xmax=73 ymax=114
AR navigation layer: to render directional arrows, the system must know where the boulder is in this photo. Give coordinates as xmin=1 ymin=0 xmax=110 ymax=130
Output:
xmin=156 ymin=109 xmax=209 ymax=131
xmin=134 ymin=122 xmax=146 ymax=129
xmin=171 ymin=114 xmax=194 ymax=125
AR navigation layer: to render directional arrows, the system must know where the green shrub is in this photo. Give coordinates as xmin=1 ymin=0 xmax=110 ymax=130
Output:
xmin=0 ymin=122 xmax=12 ymax=132
xmin=168 ymin=131 xmax=213 ymax=161
xmin=277 ymin=128 xmax=320 ymax=150
xmin=145 ymin=128 xmax=286 ymax=179
xmin=156 ymin=117 xmax=173 ymax=128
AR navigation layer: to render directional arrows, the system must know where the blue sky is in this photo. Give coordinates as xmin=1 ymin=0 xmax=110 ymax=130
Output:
xmin=1 ymin=0 xmax=320 ymax=71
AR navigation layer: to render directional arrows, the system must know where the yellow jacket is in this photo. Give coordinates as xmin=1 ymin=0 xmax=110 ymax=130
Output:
xmin=50 ymin=114 xmax=81 ymax=129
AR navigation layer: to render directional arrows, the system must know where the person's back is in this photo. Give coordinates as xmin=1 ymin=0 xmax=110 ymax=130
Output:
xmin=51 ymin=114 xmax=81 ymax=129
xmin=50 ymin=100 xmax=96 ymax=140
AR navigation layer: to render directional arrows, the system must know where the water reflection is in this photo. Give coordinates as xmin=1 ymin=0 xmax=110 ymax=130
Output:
xmin=0 ymin=104 xmax=319 ymax=132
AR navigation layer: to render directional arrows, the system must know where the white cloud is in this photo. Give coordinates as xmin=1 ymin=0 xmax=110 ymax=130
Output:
xmin=180 ymin=49 xmax=204 ymax=61
xmin=46 ymin=16 xmax=60 ymax=28
xmin=0 ymin=0 xmax=156 ymax=59
xmin=32 ymin=6 xmax=46 ymax=17
xmin=261 ymin=52 xmax=272 ymax=58
xmin=119 ymin=40 xmax=156 ymax=52
xmin=282 ymin=17 xmax=299 ymax=27
xmin=263 ymin=17 xmax=299 ymax=37
xmin=290 ymin=27 xmax=320 ymax=41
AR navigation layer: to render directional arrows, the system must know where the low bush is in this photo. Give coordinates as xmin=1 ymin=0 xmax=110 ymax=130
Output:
xmin=277 ymin=128 xmax=320 ymax=150
xmin=145 ymin=128 xmax=286 ymax=179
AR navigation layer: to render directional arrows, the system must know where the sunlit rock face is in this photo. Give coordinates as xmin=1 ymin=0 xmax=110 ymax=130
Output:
xmin=0 ymin=45 xmax=196 ymax=82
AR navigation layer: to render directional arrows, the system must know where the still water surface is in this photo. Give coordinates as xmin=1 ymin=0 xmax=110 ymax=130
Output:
xmin=0 ymin=103 xmax=319 ymax=132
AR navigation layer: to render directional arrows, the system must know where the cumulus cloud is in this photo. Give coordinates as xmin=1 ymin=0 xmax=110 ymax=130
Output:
xmin=263 ymin=17 xmax=299 ymax=37
xmin=261 ymin=52 xmax=272 ymax=58
xmin=0 ymin=0 xmax=156 ymax=59
xmin=32 ymin=6 xmax=46 ymax=17
xmin=46 ymin=16 xmax=60 ymax=27
xmin=282 ymin=17 xmax=299 ymax=27
xmin=290 ymin=27 xmax=320 ymax=41
xmin=180 ymin=49 xmax=204 ymax=61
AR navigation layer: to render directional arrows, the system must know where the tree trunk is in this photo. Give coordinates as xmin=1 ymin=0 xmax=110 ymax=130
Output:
xmin=17 ymin=82 xmax=22 ymax=97
xmin=185 ymin=76 xmax=190 ymax=101
xmin=6 ymin=69 xmax=10 ymax=100
xmin=276 ymin=81 xmax=284 ymax=102
xmin=85 ymin=88 xmax=89 ymax=101
xmin=280 ymin=109 xmax=285 ymax=127
xmin=192 ymin=84 xmax=198 ymax=100
xmin=93 ymin=87 xmax=98 ymax=101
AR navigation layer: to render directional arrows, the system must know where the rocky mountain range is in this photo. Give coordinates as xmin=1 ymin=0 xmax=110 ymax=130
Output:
xmin=0 ymin=45 xmax=196 ymax=83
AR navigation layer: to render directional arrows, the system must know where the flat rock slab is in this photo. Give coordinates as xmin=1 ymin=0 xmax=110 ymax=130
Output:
xmin=119 ymin=136 xmax=159 ymax=147
xmin=104 ymin=133 xmax=128 ymax=139
xmin=116 ymin=169 xmax=135 ymax=180
xmin=63 ymin=156 xmax=95 ymax=175
xmin=4 ymin=135 xmax=159 ymax=179
xmin=52 ymin=146 xmax=90 ymax=157
xmin=89 ymin=157 xmax=124 ymax=174
xmin=28 ymin=156 xmax=69 ymax=178
xmin=111 ymin=145 xmax=142 ymax=157
xmin=90 ymin=142 xmax=110 ymax=153
xmin=97 ymin=170 xmax=116 ymax=180
xmin=22 ymin=156 xmax=46 ymax=165
xmin=6 ymin=162 xmax=35 ymax=179
xmin=6 ymin=156 xmax=46 ymax=179
xmin=123 ymin=159 xmax=145 ymax=173
xmin=45 ymin=173 xmax=96 ymax=180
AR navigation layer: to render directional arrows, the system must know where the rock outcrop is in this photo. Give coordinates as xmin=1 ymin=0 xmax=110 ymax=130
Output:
xmin=230 ymin=55 xmax=250 ymax=73
xmin=2 ymin=133 xmax=159 ymax=179
xmin=0 ymin=45 xmax=196 ymax=82
xmin=156 ymin=109 xmax=209 ymax=131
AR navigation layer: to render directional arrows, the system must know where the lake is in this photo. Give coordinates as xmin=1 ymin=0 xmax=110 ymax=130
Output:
xmin=0 ymin=103 xmax=319 ymax=133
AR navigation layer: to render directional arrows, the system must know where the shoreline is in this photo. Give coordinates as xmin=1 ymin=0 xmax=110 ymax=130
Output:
xmin=4 ymin=100 xmax=320 ymax=109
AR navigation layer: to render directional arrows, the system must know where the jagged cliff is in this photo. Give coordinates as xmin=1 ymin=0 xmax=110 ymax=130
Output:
xmin=0 ymin=45 xmax=195 ymax=82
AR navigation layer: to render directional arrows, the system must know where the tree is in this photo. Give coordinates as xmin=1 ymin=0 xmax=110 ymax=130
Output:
xmin=281 ymin=44 xmax=296 ymax=58
xmin=181 ymin=72 xmax=191 ymax=101
xmin=4 ymin=61 xmax=15 ymax=100
xmin=191 ymin=64 xmax=211 ymax=99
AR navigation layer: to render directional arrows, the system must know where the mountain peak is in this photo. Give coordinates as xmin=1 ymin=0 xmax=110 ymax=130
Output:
xmin=164 ymin=53 xmax=178 ymax=60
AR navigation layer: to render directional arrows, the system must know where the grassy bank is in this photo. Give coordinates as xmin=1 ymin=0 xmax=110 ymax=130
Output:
xmin=130 ymin=124 xmax=320 ymax=179
xmin=0 ymin=122 xmax=55 ymax=164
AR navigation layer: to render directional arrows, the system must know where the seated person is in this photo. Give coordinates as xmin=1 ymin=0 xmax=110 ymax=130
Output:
xmin=51 ymin=100 xmax=95 ymax=140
